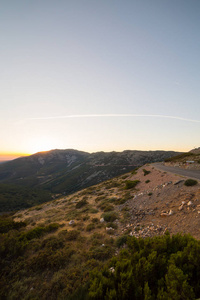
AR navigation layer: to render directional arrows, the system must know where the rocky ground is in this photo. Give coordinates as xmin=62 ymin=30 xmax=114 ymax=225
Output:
xmin=14 ymin=164 xmax=200 ymax=240
xmin=116 ymin=166 xmax=200 ymax=239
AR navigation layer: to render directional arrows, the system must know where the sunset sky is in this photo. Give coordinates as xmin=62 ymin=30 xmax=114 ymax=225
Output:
xmin=1 ymin=0 xmax=200 ymax=160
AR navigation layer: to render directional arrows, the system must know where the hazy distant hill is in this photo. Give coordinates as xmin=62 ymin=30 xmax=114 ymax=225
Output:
xmin=0 ymin=149 xmax=180 ymax=196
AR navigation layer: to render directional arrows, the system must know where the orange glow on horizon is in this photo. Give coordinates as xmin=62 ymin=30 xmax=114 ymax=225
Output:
xmin=0 ymin=152 xmax=30 ymax=161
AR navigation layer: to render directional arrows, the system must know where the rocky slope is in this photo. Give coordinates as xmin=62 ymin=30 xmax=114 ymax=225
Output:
xmin=14 ymin=163 xmax=200 ymax=239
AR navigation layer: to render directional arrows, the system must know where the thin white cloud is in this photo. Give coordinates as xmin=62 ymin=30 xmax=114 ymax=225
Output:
xmin=27 ymin=114 xmax=200 ymax=123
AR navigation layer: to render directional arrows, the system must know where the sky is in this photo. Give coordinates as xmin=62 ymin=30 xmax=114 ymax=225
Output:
xmin=1 ymin=0 xmax=200 ymax=160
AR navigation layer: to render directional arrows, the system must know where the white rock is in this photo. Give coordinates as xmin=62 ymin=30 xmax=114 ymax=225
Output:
xmin=109 ymin=267 xmax=115 ymax=273
xmin=106 ymin=227 xmax=114 ymax=231
xmin=100 ymin=218 xmax=104 ymax=223
xmin=69 ymin=220 xmax=75 ymax=225
xmin=179 ymin=205 xmax=184 ymax=211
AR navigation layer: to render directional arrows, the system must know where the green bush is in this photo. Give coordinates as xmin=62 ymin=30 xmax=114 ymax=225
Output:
xmin=65 ymin=230 xmax=80 ymax=241
xmin=143 ymin=169 xmax=151 ymax=176
xmin=89 ymin=233 xmax=200 ymax=300
xmin=124 ymin=180 xmax=140 ymax=189
xmin=91 ymin=218 xmax=99 ymax=223
xmin=76 ymin=199 xmax=88 ymax=209
xmin=86 ymin=223 xmax=95 ymax=232
xmin=98 ymin=200 xmax=114 ymax=212
xmin=106 ymin=222 xmax=118 ymax=229
xmin=145 ymin=179 xmax=150 ymax=183
xmin=19 ymin=223 xmax=60 ymax=241
xmin=0 ymin=216 xmax=26 ymax=233
xmin=184 ymin=179 xmax=198 ymax=186
xmin=115 ymin=235 xmax=128 ymax=248
xmin=101 ymin=211 xmax=118 ymax=222
xmin=88 ymin=246 xmax=113 ymax=261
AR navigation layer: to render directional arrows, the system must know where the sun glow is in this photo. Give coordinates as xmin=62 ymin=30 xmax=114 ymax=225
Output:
xmin=0 ymin=152 xmax=29 ymax=161
xmin=27 ymin=137 xmax=58 ymax=154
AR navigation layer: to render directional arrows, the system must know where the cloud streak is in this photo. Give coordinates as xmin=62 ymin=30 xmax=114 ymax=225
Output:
xmin=27 ymin=114 xmax=200 ymax=123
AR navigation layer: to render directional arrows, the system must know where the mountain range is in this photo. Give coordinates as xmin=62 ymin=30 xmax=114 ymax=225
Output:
xmin=0 ymin=149 xmax=181 ymax=195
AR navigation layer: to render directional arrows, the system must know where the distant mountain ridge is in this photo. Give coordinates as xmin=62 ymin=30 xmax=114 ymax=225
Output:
xmin=0 ymin=149 xmax=181 ymax=196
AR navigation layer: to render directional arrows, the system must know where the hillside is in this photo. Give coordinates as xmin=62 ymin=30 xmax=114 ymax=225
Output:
xmin=0 ymin=149 xmax=181 ymax=212
xmin=165 ymin=149 xmax=200 ymax=170
xmin=1 ymin=163 xmax=200 ymax=299
xmin=13 ymin=164 xmax=200 ymax=240
xmin=0 ymin=149 xmax=180 ymax=212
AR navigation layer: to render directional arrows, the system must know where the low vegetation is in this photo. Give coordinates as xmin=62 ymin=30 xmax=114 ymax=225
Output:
xmin=143 ymin=169 xmax=151 ymax=176
xmin=89 ymin=232 xmax=200 ymax=300
xmin=2 ymin=212 xmax=200 ymax=300
xmin=184 ymin=179 xmax=198 ymax=186
xmin=125 ymin=180 xmax=140 ymax=189
xmin=164 ymin=152 xmax=194 ymax=162
xmin=0 ymin=184 xmax=51 ymax=212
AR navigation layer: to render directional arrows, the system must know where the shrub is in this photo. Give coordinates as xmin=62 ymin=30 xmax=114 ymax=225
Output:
xmin=125 ymin=180 xmax=140 ymax=189
xmin=86 ymin=223 xmax=95 ymax=232
xmin=88 ymin=246 xmax=113 ymax=261
xmin=65 ymin=230 xmax=80 ymax=241
xmin=89 ymin=233 xmax=200 ymax=299
xmin=98 ymin=200 xmax=114 ymax=212
xmin=143 ymin=169 xmax=151 ymax=176
xmin=91 ymin=218 xmax=99 ymax=223
xmin=145 ymin=180 xmax=150 ymax=184
xmin=46 ymin=223 xmax=60 ymax=232
xmin=76 ymin=199 xmax=88 ymax=209
xmin=103 ymin=205 xmax=114 ymax=212
xmin=0 ymin=216 xmax=26 ymax=233
xmin=19 ymin=227 xmax=46 ymax=241
xmin=106 ymin=222 xmax=118 ymax=229
xmin=115 ymin=235 xmax=128 ymax=248
xmin=101 ymin=212 xmax=118 ymax=222
xmin=184 ymin=179 xmax=198 ymax=186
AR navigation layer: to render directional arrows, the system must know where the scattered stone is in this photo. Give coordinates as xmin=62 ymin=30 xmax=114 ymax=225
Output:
xmin=106 ymin=227 xmax=114 ymax=231
xmin=109 ymin=267 xmax=115 ymax=273
xmin=69 ymin=220 xmax=75 ymax=225
xmin=187 ymin=201 xmax=193 ymax=206
xmin=160 ymin=212 xmax=168 ymax=217
xmin=179 ymin=205 xmax=184 ymax=211
xmin=161 ymin=210 xmax=174 ymax=216
xmin=100 ymin=218 xmax=104 ymax=223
